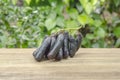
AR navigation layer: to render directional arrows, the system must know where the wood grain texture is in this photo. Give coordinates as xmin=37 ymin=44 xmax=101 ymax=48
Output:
xmin=0 ymin=48 xmax=120 ymax=80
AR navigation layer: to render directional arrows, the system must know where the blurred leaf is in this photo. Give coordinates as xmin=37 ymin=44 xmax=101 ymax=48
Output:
xmin=114 ymin=0 xmax=120 ymax=7
xmin=25 ymin=0 xmax=31 ymax=5
xmin=45 ymin=18 xmax=56 ymax=31
xmin=21 ymin=35 xmax=29 ymax=40
xmin=113 ymin=27 xmax=120 ymax=37
xmin=0 ymin=35 xmax=7 ymax=47
xmin=7 ymin=38 xmax=16 ymax=45
xmin=115 ymin=38 xmax=120 ymax=47
xmin=79 ymin=0 xmax=93 ymax=14
xmin=56 ymin=17 xmax=65 ymax=27
xmin=2 ymin=18 xmax=10 ymax=27
xmin=65 ymin=20 xmax=78 ymax=28
xmin=96 ymin=28 xmax=106 ymax=38
xmin=68 ymin=8 xmax=78 ymax=19
xmin=85 ymin=3 xmax=93 ymax=14
xmin=86 ymin=34 xmax=94 ymax=40
xmin=48 ymin=0 xmax=57 ymax=7
xmin=101 ymin=0 xmax=105 ymax=2
xmin=63 ymin=0 xmax=70 ymax=6
xmin=78 ymin=13 xmax=93 ymax=25
xmin=51 ymin=27 xmax=60 ymax=34
xmin=12 ymin=0 xmax=17 ymax=5
xmin=94 ymin=20 xmax=102 ymax=27
xmin=48 ymin=11 xmax=56 ymax=19
xmin=91 ymin=0 xmax=97 ymax=5
xmin=55 ymin=3 xmax=64 ymax=15
xmin=92 ymin=43 xmax=99 ymax=48
xmin=76 ymin=3 xmax=83 ymax=13
xmin=81 ymin=37 xmax=88 ymax=45
xmin=81 ymin=37 xmax=91 ymax=47
xmin=36 ymin=0 xmax=39 ymax=4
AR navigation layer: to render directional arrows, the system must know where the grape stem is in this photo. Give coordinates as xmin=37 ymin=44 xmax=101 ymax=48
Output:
xmin=60 ymin=28 xmax=80 ymax=30
xmin=55 ymin=26 xmax=82 ymax=34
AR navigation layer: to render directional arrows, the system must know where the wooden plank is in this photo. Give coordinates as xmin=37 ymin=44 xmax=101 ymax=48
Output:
xmin=0 ymin=49 xmax=120 ymax=80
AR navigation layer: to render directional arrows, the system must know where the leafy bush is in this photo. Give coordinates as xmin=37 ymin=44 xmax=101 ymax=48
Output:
xmin=0 ymin=0 xmax=120 ymax=48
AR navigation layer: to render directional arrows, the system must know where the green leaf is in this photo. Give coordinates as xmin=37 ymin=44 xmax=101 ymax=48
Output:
xmin=114 ymin=27 xmax=120 ymax=37
xmin=94 ymin=20 xmax=102 ymax=27
xmin=114 ymin=0 xmax=120 ymax=7
xmin=85 ymin=3 xmax=93 ymax=14
xmin=48 ymin=11 xmax=56 ymax=19
xmin=65 ymin=20 xmax=78 ymax=28
xmin=56 ymin=17 xmax=65 ymax=27
xmin=63 ymin=0 xmax=70 ymax=6
xmin=76 ymin=3 xmax=83 ymax=13
xmin=45 ymin=18 xmax=56 ymax=31
xmin=0 ymin=35 xmax=7 ymax=47
xmin=79 ymin=0 xmax=88 ymax=4
xmin=12 ymin=0 xmax=17 ymax=5
xmin=48 ymin=0 xmax=57 ymax=7
xmin=101 ymin=0 xmax=105 ymax=2
xmin=96 ymin=28 xmax=106 ymax=38
xmin=36 ymin=0 xmax=39 ymax=4
xmin=25 ymin=0 xmax=31 ymax=5
xmin=21 ymin=35 xmax=29 ymax=40
xmin=115 ymin=38 xmax=120 ymax=47
xmin=7 ymin=38 xmax=16 ymax=45
xmin=91 ymin=0 xmax=97 ymax=5
xmin=86 ymin=34 xmax=94 ymax=40
xmin=92 ymin=43 xmax=99 ymax=48
xmin=78 ymin=14 xmax=87 ymax=25
xmin=2 ymin=17 xmax=10 ymax=27
xmin=81 ymin=37 xmax=91 ymax=47
xmin=51 ymin=27 xmax=60 ymax=34
xmin=79 ymin=0 xmax=93 ymax=14
xmin=78 ymin=13 xmax=93 ymax=25
xmin=55 ymin=3 xmax=64 ymax=15
xmin=81 ymin=37 xmax=88 ymax=45
xmin=68 ymin=8 xmax=78 ymax=19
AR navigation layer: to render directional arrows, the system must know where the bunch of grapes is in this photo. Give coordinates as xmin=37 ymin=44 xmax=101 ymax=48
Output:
xmin=33 ymin=30 xmax=82 ymax=62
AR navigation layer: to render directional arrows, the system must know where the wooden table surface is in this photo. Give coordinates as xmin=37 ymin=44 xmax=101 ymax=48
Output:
xmin=0 ymin=49 xmax=120 ymax=80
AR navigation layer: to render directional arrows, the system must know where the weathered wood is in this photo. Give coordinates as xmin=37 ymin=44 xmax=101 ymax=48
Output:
xmin=0 ymin=48 xmax=120 ymax=80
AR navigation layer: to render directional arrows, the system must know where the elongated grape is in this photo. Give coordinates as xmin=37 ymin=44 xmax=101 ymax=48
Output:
xmin=69 ymin=35 xmax=77 ymax=57
xmin=50 ymin=35 xmax=57 ymax=51
xmin=33 ymin=35 xmax=48 ymax=57
xmin=47 ymin=33 xmax=64 ymax=59
xmin=63 ymin=31 xmax=69 ymax=59
xmin=55 ymin=47 xmax=63 ymax=61
xmin=34 ymin=36 xmax=51 ymax=61
xmin=76 ymin=32 xmax=82 ymax=50
xmin=45 ymin=35 xmax=57 ymax=59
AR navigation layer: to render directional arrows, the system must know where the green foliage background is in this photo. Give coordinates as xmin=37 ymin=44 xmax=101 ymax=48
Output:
xmin=0 ymin=0 xmax=120 ymax=48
